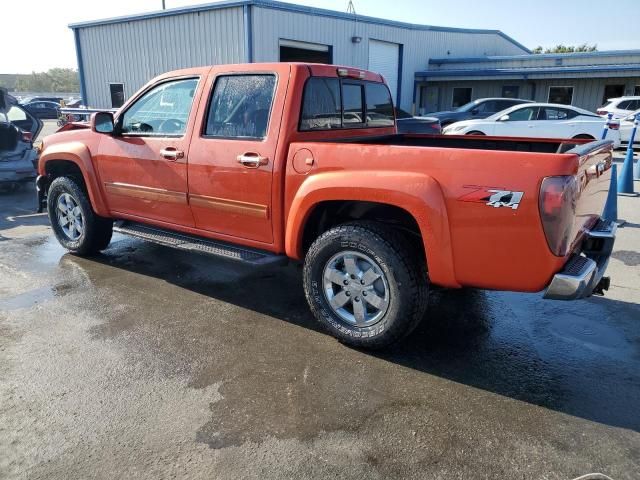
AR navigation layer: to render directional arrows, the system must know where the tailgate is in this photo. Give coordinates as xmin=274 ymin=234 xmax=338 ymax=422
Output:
xmin=568 ymin=140 xmax=613 ymax=251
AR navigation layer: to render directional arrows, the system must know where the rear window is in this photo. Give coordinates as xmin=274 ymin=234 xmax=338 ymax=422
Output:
xmin=300 ymin=77 xmax=394 ymax=131
xmin=365 ymin=83 xmax=394 ymax=126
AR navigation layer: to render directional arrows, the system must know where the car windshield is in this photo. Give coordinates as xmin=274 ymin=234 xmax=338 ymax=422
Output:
xmin=454 ymin=101 xmax=479 ymax=112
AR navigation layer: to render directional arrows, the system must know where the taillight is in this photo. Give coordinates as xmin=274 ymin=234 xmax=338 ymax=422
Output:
xmin=21 ymin=131 xmax=33 ymax=142
xmin=539 ymin=176 xmax=578 ymax=256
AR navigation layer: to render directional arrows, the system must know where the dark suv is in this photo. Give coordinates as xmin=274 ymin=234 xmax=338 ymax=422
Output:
xmin=428 ymin=98 xmax=533 ymax=127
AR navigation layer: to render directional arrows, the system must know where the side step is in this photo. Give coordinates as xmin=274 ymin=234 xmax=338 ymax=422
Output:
xmin=113 ymin=221 xmax=288 ymax=267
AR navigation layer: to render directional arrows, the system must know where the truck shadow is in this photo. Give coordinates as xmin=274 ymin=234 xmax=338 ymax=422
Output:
xmin=68 ymin=238 xmax=640 ymax=433
xmin=0 ymin=186 xmax=49 ymax=239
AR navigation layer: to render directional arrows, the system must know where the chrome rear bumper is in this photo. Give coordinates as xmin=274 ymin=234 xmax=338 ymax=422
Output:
xmin=544 ymin=219 xmax=617 ymax=300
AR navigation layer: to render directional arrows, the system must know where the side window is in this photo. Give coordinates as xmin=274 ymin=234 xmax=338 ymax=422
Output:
xmin=342 ymin=83 xmax=364 ymax=125
xmin=121 ymin=78 xmax=198 ymax=136
xmin=539 ymin=107 xmax=569 ymax=120
xmin=300 ymin=77 xmax=341 ymax=130
xmin=617 ymin=100 xmax=630 ymax=110
xmin=496 ymin=100 xmax=515 ymax=111
xmin=630 ymin=100 xmax=640 ymax=110
xmin=507 ymin=107 xmax=538 ymax=121
xmin=7 ymin=106 xmax=27 ymax=122
xmin=365 ymin=82 xmax=394 ymax=126
xmin=205 ymin=74 xmax=276 ymax=139
xmin=476 ymin=101 xmax=495 ymax=113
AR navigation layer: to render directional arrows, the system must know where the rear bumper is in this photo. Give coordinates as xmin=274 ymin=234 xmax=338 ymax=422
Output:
xmin=543 ymin=219 xmax=617 ymax=300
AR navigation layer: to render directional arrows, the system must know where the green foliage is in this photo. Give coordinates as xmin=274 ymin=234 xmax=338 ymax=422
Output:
xmin=0 ymin=69 xmax=80 ymax=92
xmin=532 ymin=44 xmax=598 ymax=54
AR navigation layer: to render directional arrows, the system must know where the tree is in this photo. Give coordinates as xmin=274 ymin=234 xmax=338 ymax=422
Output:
xmin=14 ymin=68 xmax=80 ymax=92
xmin=532 ymin=44 xmax=598 ymax=54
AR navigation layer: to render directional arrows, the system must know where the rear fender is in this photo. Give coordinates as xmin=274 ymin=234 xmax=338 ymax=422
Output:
xmin=40 ymin=141 xmax=109 ymax=217
xmin=286 ymin=170 xmax=460 ymax=288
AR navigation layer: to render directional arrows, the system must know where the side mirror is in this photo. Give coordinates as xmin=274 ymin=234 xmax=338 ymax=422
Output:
xmin=499 ymin=114 xmax=510 ymax=122
xmin=92 ymin=111 xmax=115 ymax=134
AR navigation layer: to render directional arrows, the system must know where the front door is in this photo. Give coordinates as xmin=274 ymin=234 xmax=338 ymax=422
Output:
xmin=187 ymin=65 xmax=290 ymax=245
xmin=495 ymin=106 xmax=540 ymax=137
xmin=96 ymin=77 xmax=201 ymax=227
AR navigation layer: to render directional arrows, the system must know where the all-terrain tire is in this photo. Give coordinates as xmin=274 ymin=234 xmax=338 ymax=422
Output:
xmin=47 ymin=176 xmax=113 ymax=255
xmin=303 ymin=222 xmax=429 ymax=349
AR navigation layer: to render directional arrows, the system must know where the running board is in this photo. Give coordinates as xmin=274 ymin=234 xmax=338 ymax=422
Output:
xmin=113 ymin=221 xmax=288 ymax=267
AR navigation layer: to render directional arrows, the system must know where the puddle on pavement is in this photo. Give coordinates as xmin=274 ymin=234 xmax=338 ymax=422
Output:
xmin=0 ymin=286 xmax=55 ymax=311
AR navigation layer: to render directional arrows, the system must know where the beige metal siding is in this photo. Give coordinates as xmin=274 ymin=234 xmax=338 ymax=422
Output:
xmin=251 ymin=6 xmax=526 ymax=110
xmin=423 ymin=77 xmax=640 ymax=112
xmin=77 ymin=6 xmax=245 ymax=108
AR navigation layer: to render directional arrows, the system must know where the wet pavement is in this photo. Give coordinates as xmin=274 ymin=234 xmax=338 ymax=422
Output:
xmin=1 ymin=175 xmax=639 ymax=479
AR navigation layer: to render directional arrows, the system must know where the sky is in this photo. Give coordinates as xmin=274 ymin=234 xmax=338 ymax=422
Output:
xmin=3 ymin=0 xmax=640 ymax=73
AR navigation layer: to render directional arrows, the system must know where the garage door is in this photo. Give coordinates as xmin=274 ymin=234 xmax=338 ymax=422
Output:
xmin=368 ymin=40 xmax=400 ymax=103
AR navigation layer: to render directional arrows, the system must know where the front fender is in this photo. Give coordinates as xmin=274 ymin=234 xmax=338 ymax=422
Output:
xmin=285 ymin=170 xmax=460 ymax=288
xmin=40 ymin=141 xmax=109 ymax=217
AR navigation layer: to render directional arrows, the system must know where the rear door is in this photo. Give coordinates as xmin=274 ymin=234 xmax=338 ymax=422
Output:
xmin=537 ymin=106 xmax=574 ymax=137
xmin=186 ymin=64 xmax=290 ymax=245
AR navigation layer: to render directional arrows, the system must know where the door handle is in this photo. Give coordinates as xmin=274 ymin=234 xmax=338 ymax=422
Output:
xmin=160 ymin=147 xmax=184 ymax=161
xmin=237 ymin=152 xmax=268 ymax=168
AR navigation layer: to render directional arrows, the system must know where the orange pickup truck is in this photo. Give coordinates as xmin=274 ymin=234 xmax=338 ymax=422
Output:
xmin=36 ymin=63 xmax=616 ymax=348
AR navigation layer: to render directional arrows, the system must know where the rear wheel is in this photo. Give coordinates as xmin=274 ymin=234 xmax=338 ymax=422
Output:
xmin=47 ymin=176 xmax=113 ymax=255
xmin=303 ymin=222 xmax=429 ymax=349
xmin=573 ymin=134 xmax=595 ymax=140
xmin=466 ymin=130 xmax=486 ymax=136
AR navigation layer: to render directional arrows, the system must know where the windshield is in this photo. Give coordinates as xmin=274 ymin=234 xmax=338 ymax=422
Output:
xmin=454 ymin=101 xmax=478 ymax=112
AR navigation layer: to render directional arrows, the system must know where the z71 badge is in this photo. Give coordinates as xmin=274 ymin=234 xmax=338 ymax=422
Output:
xmin=458 ymin=186 xmax=524 ymax=210
xmin=486 ymin=190 xmax=524 ymax=210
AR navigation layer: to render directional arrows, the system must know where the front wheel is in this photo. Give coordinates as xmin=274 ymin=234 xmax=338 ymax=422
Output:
xmin=303 ymin=222 xmax=429 ymax=349
xmin=47 ymin=176 xmax=113 ymax=255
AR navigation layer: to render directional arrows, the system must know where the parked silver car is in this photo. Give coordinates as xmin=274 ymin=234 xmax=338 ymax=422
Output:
xmin=1 ymin=90 xmax=42 ymax=186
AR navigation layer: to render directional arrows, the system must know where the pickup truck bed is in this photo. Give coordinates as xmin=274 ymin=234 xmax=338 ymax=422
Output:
xmin=36 ymin=62 xmax=616 ymax=349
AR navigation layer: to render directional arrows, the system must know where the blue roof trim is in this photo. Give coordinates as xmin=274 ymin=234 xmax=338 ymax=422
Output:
xmin=67 ymin=0 xmax=530 ymax=53
xmin=415 ymin=64 xmax=640 ymax=79
xmin=429 ymin=49 xmax=640 ymax=64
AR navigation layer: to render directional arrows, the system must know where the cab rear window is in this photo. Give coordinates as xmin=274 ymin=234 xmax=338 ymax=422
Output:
xmin=300 ymin=77 xmax=394 ymax=131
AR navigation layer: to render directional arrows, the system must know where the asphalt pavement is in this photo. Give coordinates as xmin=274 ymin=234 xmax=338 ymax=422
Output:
xmin=0 ymin=146 xmax=639 ymax=479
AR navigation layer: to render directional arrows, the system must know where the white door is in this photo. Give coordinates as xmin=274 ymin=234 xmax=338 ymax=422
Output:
xmin=368 ymin=40 xmax=400 ymax=103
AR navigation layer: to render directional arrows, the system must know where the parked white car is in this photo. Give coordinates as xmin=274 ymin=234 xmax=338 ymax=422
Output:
xmin=442 ymin=103 xmax=621 ymax=147
xmin=596 ymin=96 xmax=640 ymax=119
xmin=619 ymin=110 xmax=640 ymax=146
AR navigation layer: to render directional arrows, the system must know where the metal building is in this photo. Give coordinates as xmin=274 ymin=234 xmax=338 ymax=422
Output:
xmin=417 ymin=50 xmax=640 ymax=113
xmin=69 ymin=0 xmax=529 ymax=111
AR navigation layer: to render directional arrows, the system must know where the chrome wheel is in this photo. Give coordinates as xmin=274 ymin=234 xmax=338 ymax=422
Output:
xmin=55 ymin=193 xmax=84 ymax=241
xmin=323 ymin=250 xmax=390 ymax=327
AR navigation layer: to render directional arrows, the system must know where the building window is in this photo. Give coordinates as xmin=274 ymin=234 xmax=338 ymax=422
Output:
xmin=548 ymin=86 xmax=573 ymax=105
xmin=452 ymin=87 xmax=472 ymax=108
xmin=602 ymin=84 xmax=625 ymax=104
xmin=502 ymin=86 xmax=519 ymax=99
xmin=635 ymin=85 xmax=640 ymax=96
xmin=279 ymin=39 xmax=332 ymax=64
xmin=109 ymin=83 xmax=125 ymax=108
